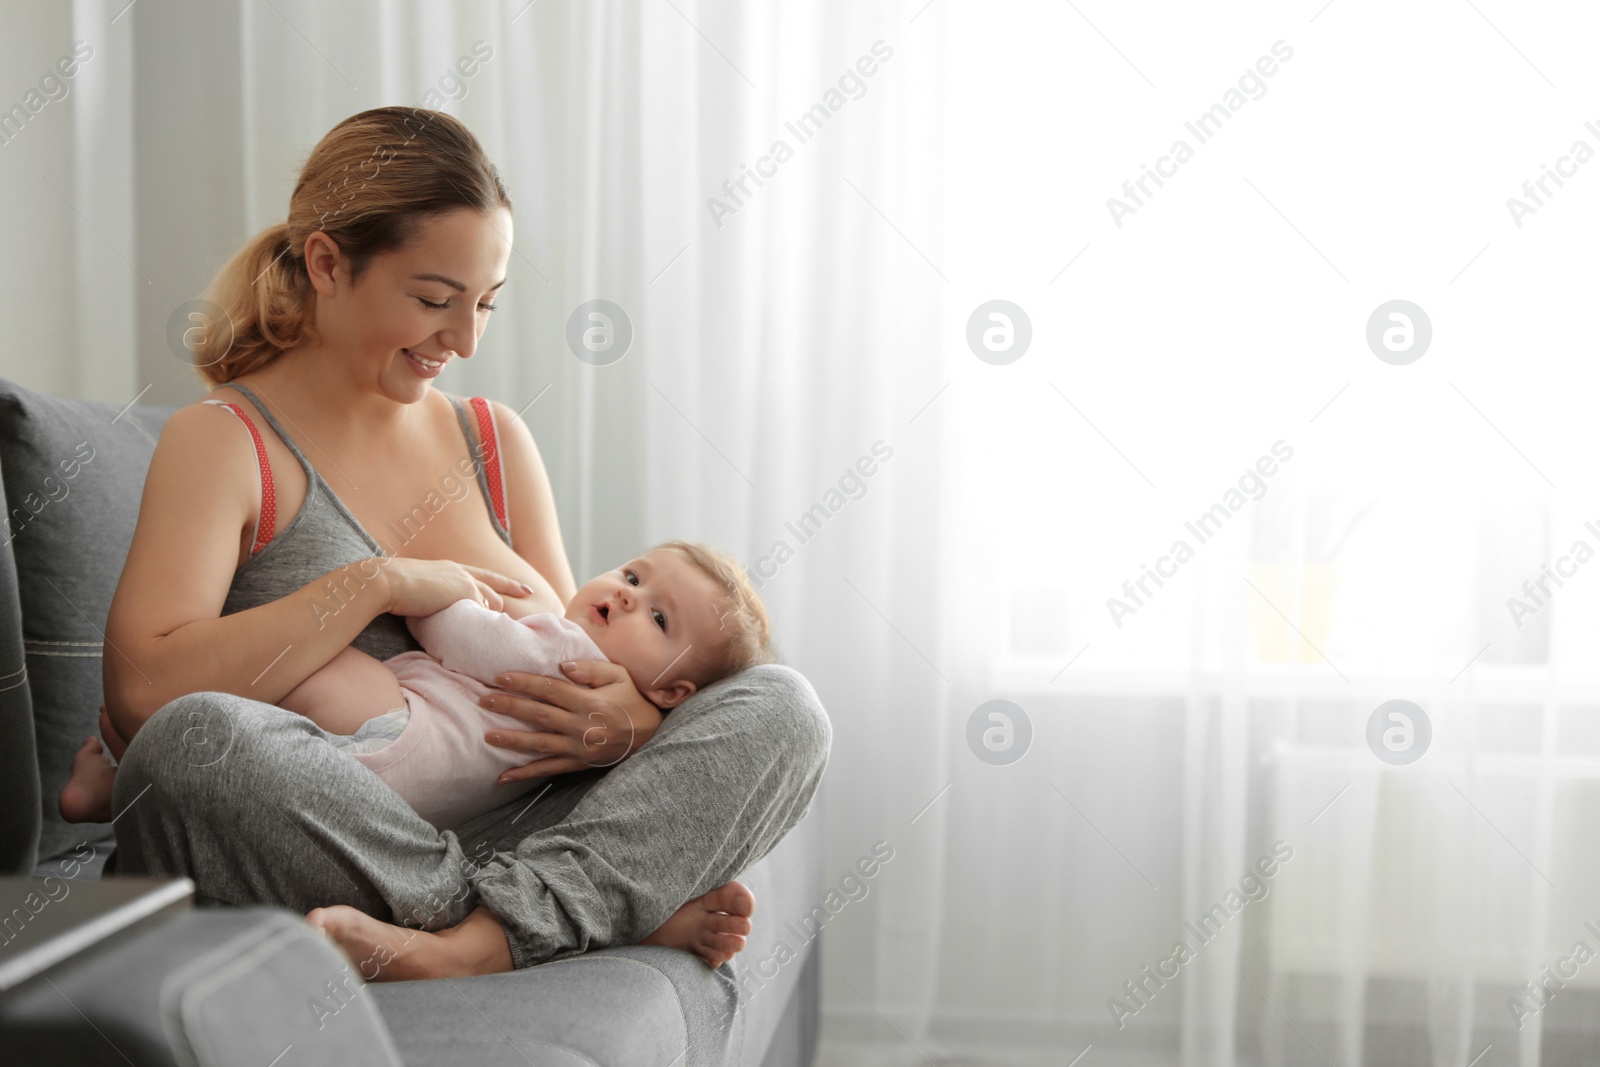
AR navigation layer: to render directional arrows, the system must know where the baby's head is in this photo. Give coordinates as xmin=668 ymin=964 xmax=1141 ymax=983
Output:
xmin=563 ymin=541 xmax=774 ymax=709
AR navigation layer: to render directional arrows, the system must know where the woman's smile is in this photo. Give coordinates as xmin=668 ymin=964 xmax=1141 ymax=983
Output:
xmin=404 ymin=348 xmax=446 ymax=377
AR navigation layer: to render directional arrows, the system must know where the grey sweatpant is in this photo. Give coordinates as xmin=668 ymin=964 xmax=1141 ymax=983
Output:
xmin=111 ymin=664 xmax=829 ymax=969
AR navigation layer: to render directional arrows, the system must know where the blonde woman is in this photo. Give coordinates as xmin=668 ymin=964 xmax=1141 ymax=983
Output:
xmin=78 ymin=107 xmax=827 ymax=978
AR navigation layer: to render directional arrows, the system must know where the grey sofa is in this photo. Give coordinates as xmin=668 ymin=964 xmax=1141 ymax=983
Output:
xmin=0 ymin=376 xmax=825 ymax=1066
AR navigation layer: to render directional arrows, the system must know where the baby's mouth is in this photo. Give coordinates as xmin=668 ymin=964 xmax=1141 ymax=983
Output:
xmin=592 ymin=603 xmax=610 ymax=625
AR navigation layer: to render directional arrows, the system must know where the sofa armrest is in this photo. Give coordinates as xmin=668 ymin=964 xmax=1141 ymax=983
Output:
xmin=0 ymin=907 xmax=403 ymax=1066
xmin=0 ymin=376 xmax=181 ymax=873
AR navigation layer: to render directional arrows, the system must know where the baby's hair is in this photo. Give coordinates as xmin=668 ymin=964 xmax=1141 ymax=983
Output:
xmin=652 ymin=540 xmax=777 ymax=682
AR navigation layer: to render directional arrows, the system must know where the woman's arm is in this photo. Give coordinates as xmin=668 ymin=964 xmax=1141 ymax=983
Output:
xmin=102 ymin=403 xmax=395 ymax=739
xmin=492 ymin=400 xmax=577 ymax=606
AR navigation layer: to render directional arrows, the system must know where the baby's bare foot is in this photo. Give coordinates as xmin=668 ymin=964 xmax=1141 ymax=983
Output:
xmin=641 ymin=880 xmax=755 ymax=968
xmin=59 ymin=736 xmax=116 ymax=824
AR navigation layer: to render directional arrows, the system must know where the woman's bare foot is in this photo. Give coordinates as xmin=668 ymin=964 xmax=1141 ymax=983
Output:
xmin=309 ymin=883 xmax=754 ymax=979
xmin=59 ymin=736 xmax=116 ymax=824
xmin=641 ymin=880 xmax=755 ymax=968
xmin=307 ymin=904 xmax=512 ymax=982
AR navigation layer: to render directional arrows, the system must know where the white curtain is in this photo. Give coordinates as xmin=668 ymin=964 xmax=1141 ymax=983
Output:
xmin=11 ymin=1 xmax=1600 ymax=1065
xmin=920 ymin=3 xmax=1600 ymax=1066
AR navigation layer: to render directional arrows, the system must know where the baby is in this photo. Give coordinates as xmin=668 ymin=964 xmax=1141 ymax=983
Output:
xmin=279 ymin=540 xmax=773 ymax=829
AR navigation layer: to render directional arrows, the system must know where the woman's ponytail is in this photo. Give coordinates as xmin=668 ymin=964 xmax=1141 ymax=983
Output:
xmin=193 ymin=221 xmax=316 ymax=385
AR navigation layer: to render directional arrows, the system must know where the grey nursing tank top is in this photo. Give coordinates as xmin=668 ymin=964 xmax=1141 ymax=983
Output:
xmin=214 ymin=382 xmax=512 ymax=661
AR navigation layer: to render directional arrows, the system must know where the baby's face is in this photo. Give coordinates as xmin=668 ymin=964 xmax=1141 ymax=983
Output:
xmin=564 ymin=548 xmax=729 ymax=708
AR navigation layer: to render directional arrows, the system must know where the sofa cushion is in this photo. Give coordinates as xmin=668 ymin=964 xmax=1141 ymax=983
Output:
xmin=0 ymin=377 xmax=179 ymax=870
xmin=372 ymin=945 xmax=734 ymax=1066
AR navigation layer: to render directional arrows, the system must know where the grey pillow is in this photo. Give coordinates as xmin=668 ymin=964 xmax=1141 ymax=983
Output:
xmin=0 ymin=377 xmax=179 ymax=871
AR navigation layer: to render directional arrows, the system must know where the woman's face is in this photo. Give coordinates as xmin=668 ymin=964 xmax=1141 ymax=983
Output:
xmin=309 ymin=205 xmax=514 ymax=401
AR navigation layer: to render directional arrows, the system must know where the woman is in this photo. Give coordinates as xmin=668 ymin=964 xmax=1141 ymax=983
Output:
xmin=89 ymin=107 xmax=829 ymax=978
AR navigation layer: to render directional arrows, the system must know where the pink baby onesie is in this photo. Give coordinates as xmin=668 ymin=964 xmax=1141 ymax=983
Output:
xmin=350 ymin=599 xmax=607 ymax=829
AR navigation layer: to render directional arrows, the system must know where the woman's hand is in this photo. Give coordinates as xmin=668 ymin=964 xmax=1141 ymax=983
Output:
xmin=380 ymin=557 xmax=533 ymax=617
xmin=482 ymin=660 xmax=664 ymax=779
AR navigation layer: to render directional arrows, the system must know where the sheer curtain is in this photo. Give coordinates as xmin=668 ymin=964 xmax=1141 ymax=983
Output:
xmin=922 ymin=3 xmax=1600 ymax=1066
xmin=12 ymin=2 xmax=1600 ymax=1065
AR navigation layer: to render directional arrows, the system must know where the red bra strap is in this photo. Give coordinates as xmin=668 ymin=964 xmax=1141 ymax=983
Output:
xmin=467 ymin=396 xmax=509 ymax=535
xmin=204 ymin=399 xmax=276 ymax=555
